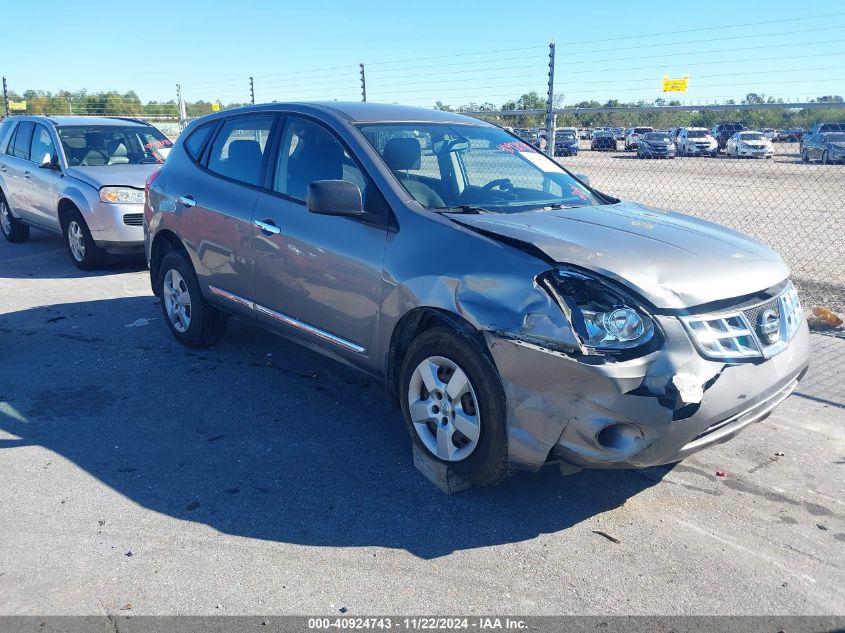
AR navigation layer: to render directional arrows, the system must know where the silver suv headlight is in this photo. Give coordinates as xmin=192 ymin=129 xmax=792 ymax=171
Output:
xmin=538 ymin=269 xmax=657 ymax=352
xmin=99 ymin=187 xmax=145 ymax=204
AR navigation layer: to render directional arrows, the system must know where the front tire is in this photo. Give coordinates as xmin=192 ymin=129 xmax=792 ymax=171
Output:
xmin=0 ymin=197 xmax=30 ymax=243
xmin=400 ymin=326 xmax=508 ymax=486
xmin=801 ymin=149 xmax=809 ymax=163
xmin=64 ymin=210 xmax=104 ymax=270
xmin=158 ymin=251 xmax=226 ymax=348
xmin=822 ymin=151 xmax=830 ymax=164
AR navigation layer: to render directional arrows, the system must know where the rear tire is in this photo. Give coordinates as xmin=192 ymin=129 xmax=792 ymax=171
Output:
xmin=64 ymin=210 xmax=104 ymax=270
xmin=399 ymin=326 xmax=509 ymax=486
xmin=158 ymin=251 xmax=226 ymax=348
xmin=0 ymin=196 xmax=30 ymax=243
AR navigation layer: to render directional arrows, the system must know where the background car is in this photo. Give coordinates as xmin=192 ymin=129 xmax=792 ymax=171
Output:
xmin=777 ymin=127 xmax=804 ymax=142
xmin=676 ymin=127 xmax=718 ymax=156
xmin=725 ymin=130 xmax=774 ymax=158
xmin=591 ymin=130 xmax=617 ymax=151
xmin=711 ymin=122 xmax=745 ymax=152
xmin=761 ymin=128 xmax=777 ymax=140
xmin=800 ymin=123 xmax=845 ymax=152
xmin=0 ymin=115 xmax=170 ymax=268
xmin=554 ymin=129 xmax=579 ymax=156
xmin=801 ymin=132 xmax=845 ymax=164
xmin=624 ymin=127 xmax=654 ymax=150
xmin=637 ymin=132 xmax=676 ymax=158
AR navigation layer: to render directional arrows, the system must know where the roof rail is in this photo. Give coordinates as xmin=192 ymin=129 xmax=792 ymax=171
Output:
xmin=107 ymin=116 xmax=150 ymax=125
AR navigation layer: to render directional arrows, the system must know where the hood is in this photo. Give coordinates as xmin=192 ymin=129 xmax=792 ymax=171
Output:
xmin=453 ymin=201 xmax=789 ymax=309
xmin=64 ymin=164 xmax=160 ymax=190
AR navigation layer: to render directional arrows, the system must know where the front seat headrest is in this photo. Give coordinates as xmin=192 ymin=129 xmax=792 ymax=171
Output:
xmin=383 ymin=137 xmax=421 ymax=171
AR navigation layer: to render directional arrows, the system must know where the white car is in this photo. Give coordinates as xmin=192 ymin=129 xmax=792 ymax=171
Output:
xmin=624 ymin=127 xmax=654 ymax=150
xmin=725 ymin=131 xmax=774 ymax=158
xmin=676 ymin=128 xmax=718 ymax=156
xmin=761 ymin=128 xmax=777 ymax=141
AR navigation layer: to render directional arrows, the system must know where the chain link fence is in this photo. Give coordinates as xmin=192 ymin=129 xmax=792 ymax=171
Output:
xmin=465 ymin=104 xmax=845 ymax=312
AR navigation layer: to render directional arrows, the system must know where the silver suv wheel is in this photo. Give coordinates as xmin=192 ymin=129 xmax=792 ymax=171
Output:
xmin=0 ymin=202 xmax=11 ymax=235
xmin=163 ymin=269 xmax=192 ymax=333
xmin=407 ymin=355 xmax=481 ymax=462
xmin=67 ymin=220 xmax=86 ymax=261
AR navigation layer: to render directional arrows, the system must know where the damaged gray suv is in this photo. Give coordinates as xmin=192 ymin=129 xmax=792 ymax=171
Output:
xmin=145 ymin=103 xmax=810 ymax=486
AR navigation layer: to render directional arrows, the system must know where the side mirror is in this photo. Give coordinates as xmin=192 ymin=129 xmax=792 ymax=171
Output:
xmin=574 ymin=173 xmax=590 ymax=187
xmin=39 ymin=153 xmax=59 ymax=170
xmin=307 ymin=180 xmax=363 ymax=217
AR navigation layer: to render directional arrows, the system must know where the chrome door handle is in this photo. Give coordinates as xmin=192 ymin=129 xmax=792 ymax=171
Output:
xmin=23 ymin=171 xmax=31 ymax=179
xmin=254 ymin=219 xmax=281 ymax=235
xmin=177 ymin=195 xmax=196 ymax=207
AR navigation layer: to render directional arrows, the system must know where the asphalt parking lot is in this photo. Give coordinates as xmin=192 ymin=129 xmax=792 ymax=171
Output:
xmin=0 ymin=230 xmax=843 ymax=616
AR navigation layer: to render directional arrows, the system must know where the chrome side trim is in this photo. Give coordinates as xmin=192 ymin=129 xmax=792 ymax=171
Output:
xmin=208 ymin=285 xmax=255 ymax=310
xmin=207 ymin=285 xmax=366 ymax=355
xmin=254 ymin=303 xmax=367 ymax=354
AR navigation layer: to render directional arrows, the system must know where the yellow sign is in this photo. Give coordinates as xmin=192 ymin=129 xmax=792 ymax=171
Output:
xmin=662 ymin=75 xmax=689 ymax=93
xmin=9 ymin=100 xmax=27 ymax=111
xmin=211 ymin=101 xmax=221 ymax=112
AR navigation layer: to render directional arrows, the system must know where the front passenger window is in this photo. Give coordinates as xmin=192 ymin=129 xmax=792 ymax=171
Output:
xmin=207 ymin=116 xmax=274 ymax=186
xmin=30 ymin=125 xmax=56 ymax=165
xmin=274 ymin=118 xmax=366 ymax=201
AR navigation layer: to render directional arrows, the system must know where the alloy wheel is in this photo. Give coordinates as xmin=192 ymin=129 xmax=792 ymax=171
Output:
xmin=407 ymin=355 xmax=481 ymax=462
xmin=0 ymin=201 xmax=11 ymax=236
xmin=67 ymin=220 xmax=86 ymax=261
xmin=163 ymin=269 xmax=192 ymax=333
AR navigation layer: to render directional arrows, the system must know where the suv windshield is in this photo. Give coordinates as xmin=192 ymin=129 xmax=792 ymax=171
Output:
xmin=632 ymin=128 xmax=652 ymax=134
xmin=57 ymin=125 xmax=172 ymax=166
xmin=739 ymin=132 xmax=765 ymax=140
xmin=643 ymin=133 xmax=670 ymax=142
xmin=358 ymin=123 xmax=600 ymax=213
xmin=823 ymin=133 xmax=845 ymax=142
xmin=687 ymin=130 xmax=708 ymax=138
xmin=555 ymin=131 xmax=576 ymax=140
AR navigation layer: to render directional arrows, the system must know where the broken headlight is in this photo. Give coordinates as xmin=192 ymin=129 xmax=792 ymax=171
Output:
xmin=538 ymin=268 xmax=656 ymax=352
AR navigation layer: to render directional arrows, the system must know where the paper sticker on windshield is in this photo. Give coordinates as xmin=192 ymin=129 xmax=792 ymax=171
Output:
xmin=518 ymin=151 xmax=564 ymax=173
xmin=570 ymin=184 xmax=588 ymax=201
xmin=497 ymin=141 xmax=531 ymax=153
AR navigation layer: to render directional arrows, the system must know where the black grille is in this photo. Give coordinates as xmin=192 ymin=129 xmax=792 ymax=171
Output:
xmin=123 ymin=213 xmax=143 ymax=226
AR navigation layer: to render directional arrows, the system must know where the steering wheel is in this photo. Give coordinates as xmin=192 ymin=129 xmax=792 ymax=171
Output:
xmin=481 ymin=178 xmax=514 ymax=194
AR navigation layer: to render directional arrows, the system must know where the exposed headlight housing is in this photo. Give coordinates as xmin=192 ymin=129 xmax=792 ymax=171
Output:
xmin=99 ymin=187 xmax=145 ymax=204
xmin=537 ymin=268 xmax=657 ymax=353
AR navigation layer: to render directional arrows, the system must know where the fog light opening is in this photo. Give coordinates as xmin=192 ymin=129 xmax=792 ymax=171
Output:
xmin=597 ymin=423 xmax=644 ymax=456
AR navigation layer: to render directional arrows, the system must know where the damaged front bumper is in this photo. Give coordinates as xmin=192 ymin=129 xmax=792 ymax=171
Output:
xmin=484 ymin=315 xmax=810 ymax=471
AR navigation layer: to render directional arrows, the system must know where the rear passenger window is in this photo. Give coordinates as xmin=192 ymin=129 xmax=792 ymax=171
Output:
xmin=11 ymin=121 xmax=34 ymax=160
xmin=184 ymin=122 xmax=214 ymax=161
xmin=207 ymin=116 xmax=274 ymax=186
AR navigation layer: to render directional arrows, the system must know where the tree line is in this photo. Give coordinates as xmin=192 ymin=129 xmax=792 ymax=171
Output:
xmin=436 ymin=91 xmax=845 ymax=129
xmin=2 ymin=88 xmax=843 ymax=130
xmin=0 ymin=90 xmax=245 ymax=118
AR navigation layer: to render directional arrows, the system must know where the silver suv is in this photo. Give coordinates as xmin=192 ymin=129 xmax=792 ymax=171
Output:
xmin=0 ymin=116 xmax=172 ymax=269
xmin=145 ymin=103 xmax=810 ymax=486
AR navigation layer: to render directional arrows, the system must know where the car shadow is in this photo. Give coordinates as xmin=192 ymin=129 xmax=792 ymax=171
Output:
xmin=0 ymin=297 xmax=670 ymax=559
xmin=0 ymin=230 xmax=146 ymax=279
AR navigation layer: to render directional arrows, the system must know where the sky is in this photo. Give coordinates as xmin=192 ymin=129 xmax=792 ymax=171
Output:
xmin=2 ymin=0 xmax=844 ymax=108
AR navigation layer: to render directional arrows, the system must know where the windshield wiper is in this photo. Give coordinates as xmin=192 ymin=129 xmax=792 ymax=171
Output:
xmin=433 ymin=205 xmax=492 ymax=214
